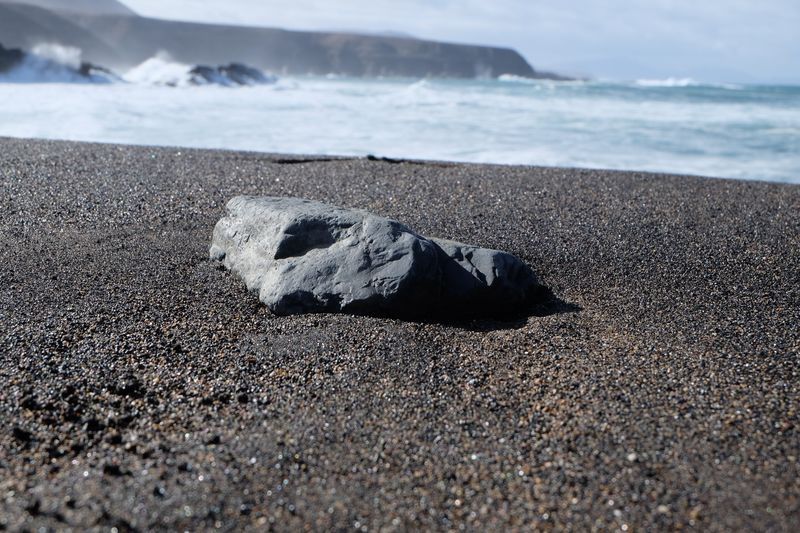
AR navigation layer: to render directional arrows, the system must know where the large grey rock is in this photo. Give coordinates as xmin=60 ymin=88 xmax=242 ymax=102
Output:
xmin=210 ymin=196 xmax=541 ymax=318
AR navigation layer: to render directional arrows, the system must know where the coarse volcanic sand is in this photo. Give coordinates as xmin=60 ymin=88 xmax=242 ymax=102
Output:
xmin=0 ymin=138 xmax=798 ymax=531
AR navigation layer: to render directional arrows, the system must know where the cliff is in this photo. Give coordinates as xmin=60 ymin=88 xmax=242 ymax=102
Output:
xmin=0 ymin=0 xmax=564 ymax=79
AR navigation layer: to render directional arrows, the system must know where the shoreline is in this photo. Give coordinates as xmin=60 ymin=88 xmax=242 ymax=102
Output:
xmin=1 ymin=137 xmax=798 ymax=530
xmin=2 ymin=134 xmax=796 ymax=187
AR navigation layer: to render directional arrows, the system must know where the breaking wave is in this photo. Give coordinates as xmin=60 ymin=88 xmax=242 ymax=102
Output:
xmin=123 ymin=55 xmax=192 ymax=86
xmin=635 ymin=77 xmax=698 ymax=88
xmin=497 ymin=74 xmax=538 ymax=84
xmin=0 ymin=43 xmax=118 ymax=84
xmin=31 ymin=43 xmax=82 ymax=70
xmin=633 ymin=77 xmax=744 ymax=90
xmin=0 ymin=44 xmax=277 ymax=87
xmin=123 ymin=54 xmax=278 ymax=87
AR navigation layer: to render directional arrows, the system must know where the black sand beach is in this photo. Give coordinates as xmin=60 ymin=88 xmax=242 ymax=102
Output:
xmin=1 ymin=137 xmax=798 ymax=530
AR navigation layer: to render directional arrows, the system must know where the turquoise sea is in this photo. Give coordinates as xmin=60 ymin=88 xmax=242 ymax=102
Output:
xmin=1 ymin=73 xmax=798 ymax=183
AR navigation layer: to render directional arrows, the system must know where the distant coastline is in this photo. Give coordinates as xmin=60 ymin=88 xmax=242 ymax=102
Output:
xmin=0 ymin=0 xmax=569 ymax=80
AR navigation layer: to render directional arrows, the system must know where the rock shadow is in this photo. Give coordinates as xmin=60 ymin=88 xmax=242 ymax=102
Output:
xmin=419 ymin=285 xmax=582 ymax=332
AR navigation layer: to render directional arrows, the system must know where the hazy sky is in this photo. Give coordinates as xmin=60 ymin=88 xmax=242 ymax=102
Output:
xmin=124 ymin=0 xmax=799 ymax=83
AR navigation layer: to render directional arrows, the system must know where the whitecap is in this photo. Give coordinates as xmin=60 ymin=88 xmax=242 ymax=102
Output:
xmin=497 ymin=74 xmax=537 ymax=84
xmin=123 ymin=54 xmax=278 ymax=87
xmin=123 ymin=55 xmax=194 ymax=87
xmin=635 ymin=77 xmax=697 ymax=88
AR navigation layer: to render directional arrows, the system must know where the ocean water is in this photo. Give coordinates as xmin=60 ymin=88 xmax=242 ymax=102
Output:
xmin=1 ymin=72 xmax=798 ymax=183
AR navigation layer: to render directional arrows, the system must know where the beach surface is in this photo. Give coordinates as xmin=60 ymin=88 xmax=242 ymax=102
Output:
xmin=1 ymin=137 xmax=798 ymax=530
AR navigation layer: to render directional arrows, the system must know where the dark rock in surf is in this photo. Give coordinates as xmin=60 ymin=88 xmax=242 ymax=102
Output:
xmin=0 ymin=41 xmax=120 ymax=82
xmin=78 ymin=61 xmax=120 ymax=81
xmin=0 ymin=42 xmax=24 ymax=73
xmin=220 ymin=63 xmax=276 ymax=85
xmin=188 ymin=63 xmax=277 ymax=86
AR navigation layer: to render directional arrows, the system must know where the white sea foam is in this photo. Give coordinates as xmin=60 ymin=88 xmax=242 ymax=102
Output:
xmin=31 ymin=43 xmax=84 ymax=69
xmin=0 ymin=56 xmax=77 ymax=83
xmin=0 ymin=77 xmax=796 ymax=183
xmin=123 ymin=54 xmax=277 ymax=87
xmin=635 ymin=77 xmax=697 ymax=87
xmin=634 ymin=77 xmax=744 ymax=90
xmin=0 ymin=46 xmax=275 ymax=87
xmin=497 ymin=74 xmax=537 ymax=84
xmin=0 ymin=50 xmax=115 ymax=84
xmin=123 ymin=54 xmax=193 ymax=86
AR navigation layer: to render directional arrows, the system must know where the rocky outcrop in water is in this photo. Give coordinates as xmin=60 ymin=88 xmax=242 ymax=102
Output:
xmin=0 ymin=42 xmax=24 ymax=73
xmin=0 ymin=41 xmax=118 ymax=82
xmin=77 ymin=61 xmax=119 ymax=81
xmin=123 ymin=56 xmax=278 ymax=87
xmin=188 ymin=63 xmax=278 ymax=86
xmin=1 ymin=42 xmax=275 ymax=86
xmin=210 ymin=196 xmax=541 ymax=318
